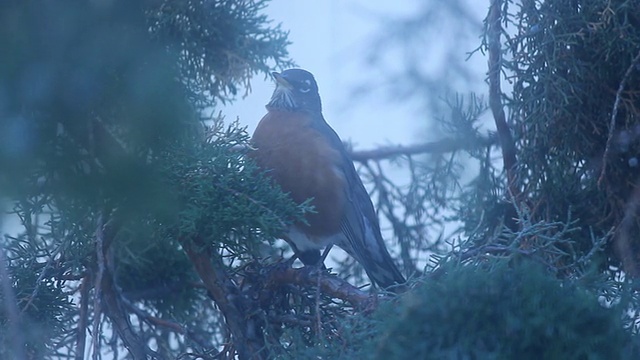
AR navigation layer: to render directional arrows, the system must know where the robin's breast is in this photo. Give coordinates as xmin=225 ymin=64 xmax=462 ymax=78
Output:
xmin=251 ymin=110 xmax=346 ymax=236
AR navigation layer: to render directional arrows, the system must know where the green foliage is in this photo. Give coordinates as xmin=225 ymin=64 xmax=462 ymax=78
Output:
xmin=0 ymin=0 xmax=291 ymax=198
xmin=339 ymin=1 xmax=640 ymax=358
xmin=1 ymin=244 xmax=75 ymax=359
xmin=147 ymin=0 xmax=294 ymax=108
xmin=105 ymin=121 xmax=309 ymax=353
xmin=0 ymin=3 xmax=194 ymax=354
xmin=505 ymin=0 xmax=640 ymax=270
xmin=0 ymin=0 xmax=193 ymax=204
xmin=295 ymin=1 xmax=640 ymax=358
xmin=110 ymin=118 xmax=308 ymax=303
xmin=281 ymin=256 xmax=639 ymax=360
xmin=3 ymin=0 xmax=640 ymax=358
xmin=155 ymin=120 xmax=307 ymax=255
xmin=371 ymin=259 xmax=638 ymax=359
xmin=113 ymin=232 xmax=198 ymax=309
xmin=0 ymin=0 xmax=293 ymax=358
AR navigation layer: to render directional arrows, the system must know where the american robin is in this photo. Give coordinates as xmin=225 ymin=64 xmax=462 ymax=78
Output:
xmin=250 ymin=68 xmax=406 ymax=289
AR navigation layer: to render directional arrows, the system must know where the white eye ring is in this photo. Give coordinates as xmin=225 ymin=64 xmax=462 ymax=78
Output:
xmin=298 ymin=79 xmax=312 ymax=93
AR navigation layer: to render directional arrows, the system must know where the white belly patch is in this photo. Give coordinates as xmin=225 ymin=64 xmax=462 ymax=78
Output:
xmin=287 ymin=226 xmax=347 ymax=252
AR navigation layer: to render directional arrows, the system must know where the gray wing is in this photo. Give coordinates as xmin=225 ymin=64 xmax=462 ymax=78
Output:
xmin=312 ymin=119 xmax=406 ymax=289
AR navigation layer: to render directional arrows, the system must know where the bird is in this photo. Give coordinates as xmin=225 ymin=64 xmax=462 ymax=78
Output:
xmin=249 ymin=68 xmax=406 ymax=290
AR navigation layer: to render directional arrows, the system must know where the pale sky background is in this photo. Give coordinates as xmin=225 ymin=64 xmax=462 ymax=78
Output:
xmin=224 ymin=0 xmax=489 ymax=150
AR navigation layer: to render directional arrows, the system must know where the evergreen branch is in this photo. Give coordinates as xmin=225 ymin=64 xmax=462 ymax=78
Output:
xmin=267 ymin=314 xmax=314 ymax=328
xmin=119 ymin=293 xmax=211 ymax=350
xmin=96 ymin=213 xmax=152 ymax=359
xmin=101 ymin=274 xmax=154 ymax=359
xmin=75 ymin=276 xmax=90 ymax=360
xmin=182 ymin=240 xmax=267 ymax=360
xmin=91 ymin=214 xmax=105 ymax=360
xmin=0 ymin=248 xmax=26 ymax=360
xmin=265 ymin=266 xmax=374 ymax=311
xmin=487 ymin=0 xmax=519 ymax=200
xmin=442 ymin=204 xmax=590 ymax=277
xmin=559 ymin=227 xmax=611 ymax=271
xmin=20 ymin=240 xmax=65 ymax=314
xmin=486 ymin=0 xmax=522 ymax=234
xmin=598 ymin=48 xmax=640 ymax=186
xmin=216 ymin=182 xmax=287 ymax=229
xmin=122 ymin=280 xmax=200 ymax=301
xmin=58 ymin=273 xmax=86 ymax=281
xmin=614 ymin=175 xmax=640 ymax=277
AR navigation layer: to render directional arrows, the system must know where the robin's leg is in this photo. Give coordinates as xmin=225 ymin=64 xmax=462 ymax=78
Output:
xmin=283 ymin=235 xmax=328 ymax=269
xmin=295 ymin=248 xmax=328 ymax=272
xmin=320 ymin=245 xmax=332 ymax=263
xmin=297 ymin=249 xmax=323 ymax=266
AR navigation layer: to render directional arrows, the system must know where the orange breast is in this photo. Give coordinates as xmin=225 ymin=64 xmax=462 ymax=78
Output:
xmin=250 ymin=110 xmax=346 ymax=236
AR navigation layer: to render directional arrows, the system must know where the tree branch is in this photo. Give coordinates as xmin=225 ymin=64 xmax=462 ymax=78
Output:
xmin=598 ymin=48 xmax=640 ymax=186
xmin=92 ymin=214 xmax=106 ymax=360
xmin=75 ymin=275 xmax=90 ymax=360
xmin=263 ymin=266 xmax=375 ymax=311
xmin=614 ymin=175 xmax=640 ymax=277
xmin=0 ymin=248 xmax=26 ymax=360
xmin=120 ymin=293 xmax=211 ymax=350
xmin=182 ymin=240 xmax=267 ymax=360
xmin=487 ymin=0 xmax=519 ymax=199
xmin=95 ymin=212 xmax=151 ymax=359
xmin=349 ymin=135 xmax=497 ymax=163
xmin=101 ymin=272 xmax=151 ymax=359
xmin=238 ymin=134 xmax=497 ymax=164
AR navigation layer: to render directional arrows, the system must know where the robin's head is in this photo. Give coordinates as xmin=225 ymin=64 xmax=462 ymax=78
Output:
xmin=266 ymin=69 xmax=322 ymax=113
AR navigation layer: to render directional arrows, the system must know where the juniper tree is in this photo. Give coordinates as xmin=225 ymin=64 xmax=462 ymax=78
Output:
xmin=0 ymin=1 xmax=297 ymax=359
xmin=2 ymin=0 xmax=640 ymax=359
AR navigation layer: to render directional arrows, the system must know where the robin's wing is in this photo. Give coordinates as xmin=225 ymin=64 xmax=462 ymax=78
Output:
xmin=311 ymin=119 xmax=406 ymax=289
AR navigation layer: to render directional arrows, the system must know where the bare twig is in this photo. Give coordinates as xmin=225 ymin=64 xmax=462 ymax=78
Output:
xmin=598 ymin=49 xmax=640 ymax=186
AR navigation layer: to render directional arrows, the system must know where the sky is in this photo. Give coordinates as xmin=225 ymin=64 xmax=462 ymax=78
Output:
xmin=223 ymin=0 xmax=483 ymax=150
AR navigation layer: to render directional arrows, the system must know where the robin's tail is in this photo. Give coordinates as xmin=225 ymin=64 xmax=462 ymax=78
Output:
xmin=339 ymin=218 xmax=406 ymax=291
xmin=356 ymin=240 xmax=406 ymax=291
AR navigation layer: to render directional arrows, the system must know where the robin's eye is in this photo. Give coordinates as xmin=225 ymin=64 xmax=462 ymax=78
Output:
xmin=298 ymin=79 xmax=312 ymax=93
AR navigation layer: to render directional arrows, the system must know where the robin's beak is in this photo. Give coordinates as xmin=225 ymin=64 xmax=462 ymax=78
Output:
xmin=272 ymin=72 xmax=293 ymax=89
